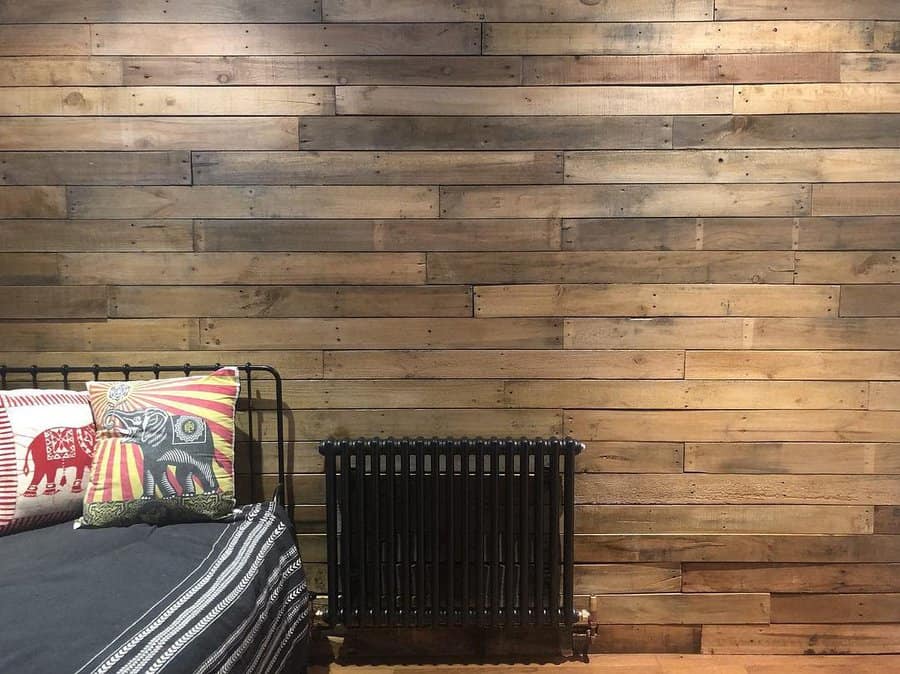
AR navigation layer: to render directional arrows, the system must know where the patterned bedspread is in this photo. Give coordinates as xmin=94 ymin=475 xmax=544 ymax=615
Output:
xmin=0 ymin=502 xmax=310 ymax=673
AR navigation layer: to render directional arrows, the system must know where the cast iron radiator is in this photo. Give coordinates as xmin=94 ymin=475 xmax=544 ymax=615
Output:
xmin=318 ymin=437 xmax=583 ymax=629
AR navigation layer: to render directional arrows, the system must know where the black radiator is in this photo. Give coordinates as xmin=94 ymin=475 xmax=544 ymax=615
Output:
xmin=319 ymin=437 xmax=582 ymax=629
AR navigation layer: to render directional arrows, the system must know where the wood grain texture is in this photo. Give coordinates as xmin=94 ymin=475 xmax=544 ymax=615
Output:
xmin=67 ymin=186 xmax=437 ymax=218
xmin=337 ymin=85 xmax=731 ymax=115
xmin=300 ymin=116 xmax=672 ymax=150
xmin=3 ymin=0 xmax=899 ymax=656
xmin=93 ymin=23 xmax=481 ymax=56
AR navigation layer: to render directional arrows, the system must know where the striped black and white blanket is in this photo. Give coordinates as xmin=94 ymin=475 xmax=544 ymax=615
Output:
xmin=0 ymin=502 xmax=310 ymax=674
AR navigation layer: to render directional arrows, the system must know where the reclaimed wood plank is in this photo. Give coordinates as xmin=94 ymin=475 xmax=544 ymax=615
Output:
xmin=193 ymin=151 xmax=562 ymax=185
xmin=336 ymin=85 xmax=731 ymax=115
xmin=577 ymin=442 xmax=684 ymax=474
xmin=841 ymin=285 xmax=900 ymax=316
xmin=813 ymin=183 xmax=900 ymax=216
xmin=93 ymin=23 xmax=481 ymax=56
xmin=0 ymin=219 xmax=193 ymax=252
xmin=566 ymin=318 xmax=747 ymax=350
xmin=0 ymin=151 xmax=190 ymax=185
xmin=195 ymin=218 xmax=561 ymax=252
xmin=579 ymin=593 xmax=770 ymax=625
xmin=0 ymin=254 xmax=58 ymax=285
xmin=484 ymin=21 xmax=873 ymax=55
xmin=842 ymin=53 xmax=900 ymax=82
xmin=685 ymin=350 xmax=900 ymax=380
xmin=567 ymin=409 xmax=900 ymax=442
xmin=714 ymin=0 xmax=900 ymax=20
xmin=299 ymin=116 xmax=672 ymax=150
xmin=110 ymin=285 xmax=472 ymax=318
xmin=439 ymin=184 xmax=808 ymax=218
xmin=322 ymin=0 xmax=713 ymax=22
xmin=876 ymin=507 xmax=900 ymax=534
xmin=0 ymin=0 xmax=321 ymax=22
xmin=475 ymin=283 xmax=835 ymax=317
xmin=0 ymin=319 xmax=196 ymax=351
xmin=686 ymin=443 xmax=900 ymax=474
xmin=576 ymin=505 xmax=873 ymax=534
xmin=525 ymin=53 xmax=840 ymax=85
xmin=591 ymin=625 xmax=701 ymax=654
xmin=574 ymin=473 xmax=900 ymax=504
xmin=67 ymin=186 xmax=437 ymax=219
xmin=574 ymin=534 xmax=900 ymax=563
xmin=506 ymin=380 xmax=865 ymax=410
xmin=735 ymin=84 xmax=900 ymax=114
xmin=749 ymin=318 xmax=900 ymax=349
xmin=0 ymin=25 xmax=90 ymax=56
xmin=566 ymin=149 xmax=900 ymax=183
xmin=437 ymin=252 xmax=796 ymax=284
xmin=673 ymin=114 xmax=900 ymax=148
xmin=683 ymin=563 xmax=900 ymax=593
xmin=0 ymin=86 xmax=332 ymax=116
xmin=799 ymin=217 xmax=900 ymax=249
xmin=60 ymin=252 xmax=426 ymax=285
xmin=203 ymin=318 xmax=563 ymax=350
xmin=0 ymin=286 xmax=107 ymax=319
xmin=0 ymin=117 xmax=299 ymax=151
xmin=323 ymin=349 xmax=684 ymax=379
xmin=702 ymin=624 xmax=900 ymax=655
xmin=574 ymin=564 xmax=681 ymax=594
xmin=0 ymin=186 xmax=66 ymax=218
xmin=0 ymin=57 xmax=123 ymax=85
xmin=271 ymin=379 xmax=503 ymax=409
xmin=796 ymin=252 xmax=899 ymax=282
xmin=122 ymin=56 xmax=521 ymax=86
xmin=772 ymin=594 xmax=900 ymax=623
xmin=870 ymin=382 xmax=900 ymax=410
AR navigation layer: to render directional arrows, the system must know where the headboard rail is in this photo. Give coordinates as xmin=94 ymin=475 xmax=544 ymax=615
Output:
xmin=0 ymin=363 xmax=288 ymax=511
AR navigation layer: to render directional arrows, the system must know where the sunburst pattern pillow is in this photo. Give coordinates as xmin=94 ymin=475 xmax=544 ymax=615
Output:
xmin=79 ymin=367 xmax=240 ymax=527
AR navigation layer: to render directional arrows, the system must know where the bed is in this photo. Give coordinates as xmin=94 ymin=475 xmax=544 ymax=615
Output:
xmin=0 ymin=364 xmax=311 ymax=674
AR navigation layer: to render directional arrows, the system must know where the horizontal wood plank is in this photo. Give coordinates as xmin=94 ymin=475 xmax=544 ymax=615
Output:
xmin=841 ymin=53 xmax=900 ymax=82
xmin=796 ymin=252 xmax=899 ymax=282
xmin=321 ymin=0 xmax=713 ymax=22
xmin=577 ymin=442 xmax=684 ymax=473
xmin=591 ymin=625 xmax=701 ymax=654
xmin=122 ymin=56 xmax=521 ymax=86
xmin=565 ymin=149 xmax=900 ymax=183
xmin=685 ymin=442 xmax=900 ymax=474
xmin=525 ymin=53 xmax=839 ymax=85
xmin=876 ymin=507 xmax=900 ymax=534
xmin=841 ymin=285 xmax=900 ymax=316
xmin=193 ymin=150 xmax=562 ymax=185
xmin=714 ymin=0 xmax=900 ymax=20
xmin=567 ymin=409 xmax=900 ymax=442
xmin=475 ymin=283 xmax=836 ymax=317
xmin=701 ymin=623 xmax=900 ymax=655
xmin=735 ymin=84 xmax=900 ymax=114
xmin=576 ymin=505 xmax=872 ymax=534
xmin=772 ymin=594 xmax=900 ymax=623
xmin=67 ymin=186 xmax=437 ymax=219
xmin=799 ymin=217 xmax=900 ymax=249
xmin=0 ymin=25 xmax=90 ymax=55
xmin=0 ymin=151 xmax=190 ymax=185
xmin=93 ymin=23 xmax=481 ymax=56
xmin=436 ymin=252 xmax=797 ymax=284
xmin=813 ymin=183 xmax=900 ymax=216
xmin=485 ymin=21 xmax=873 ymax=55
xmin=574 ymin=564 xmax=681 ymax=594
xmin=870 ymin=382 xmax=900 ymax=410
xmin=0 ymin=186 xmax=65 ymax=218
xmin=0 ymin=117 xmax=299 ymax=150
xmin=323 ymin=349 xmax=684 ymax=379
xmin=0 ymin=285 xmax=107 ymax=319
xmin=203 ymin=318 xmax=563 ymax=349
xmin=579 ymin=593 xmax=770 ymax=624
xmin=60 ymin=252 xmax=425 ymax=285
xmin=337 ymin=85 xmax=731 ymax=115
xmin=439 ymin=184 xmax=808 ymax=218
xmin=575 ymin=534 xmax=900 ymax=563
xmin=299 ymin=116 xmax=672 ymax=150
xmin=195 ymin=218 xmax=561 ymax=252
xmin=0 ymin=86 xmax=332 ymax=116
xmin=0 ymin=56 xmax=123 ymax=86
xmin=0 ymin=219 xmax=193 ymax=252
xmin=683 ymin=563 xmax=900 ymax=593
xmin=673 ymin=114 xmax=900 ymax=148
xmin=0 ymin=0 xmax=321 ymax=22
xmin=0 ymin=319 xmax=196 ymax=351
xmin=686 ymin=350 xmax=900 ymax=380
xmin=110 ymin=285 xmax=472 ymax=318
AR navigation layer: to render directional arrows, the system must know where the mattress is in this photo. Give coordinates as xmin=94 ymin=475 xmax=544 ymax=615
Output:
xmin=0 ymin=501 xmax=310 ymax=674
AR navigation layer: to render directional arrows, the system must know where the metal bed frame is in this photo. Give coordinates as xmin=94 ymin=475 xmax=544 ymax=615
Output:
xmin=0 ymin=363 xmax=289 ymax=511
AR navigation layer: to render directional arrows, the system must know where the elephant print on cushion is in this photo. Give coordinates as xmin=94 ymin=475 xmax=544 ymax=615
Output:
xmin=79 ymin=367 xmax=240 ymax=528
xmin=0 ymin=389 xmax=97 ymax=536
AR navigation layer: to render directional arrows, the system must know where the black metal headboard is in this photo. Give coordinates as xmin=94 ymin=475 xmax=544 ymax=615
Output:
xmin=0 ymin=363 xmax=288 ymax=511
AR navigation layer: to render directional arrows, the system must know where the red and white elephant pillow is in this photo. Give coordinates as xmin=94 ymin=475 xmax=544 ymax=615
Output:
xmin=0 ymin=389 xmax=96 ymax=535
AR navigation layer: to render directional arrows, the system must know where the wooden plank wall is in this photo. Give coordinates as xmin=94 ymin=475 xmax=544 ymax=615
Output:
xmin=1 ymin=0 xmax=899 ymax=657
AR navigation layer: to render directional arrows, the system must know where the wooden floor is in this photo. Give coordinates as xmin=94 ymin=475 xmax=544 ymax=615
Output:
xmin=313 ymin=655 xmax=900 ymax=673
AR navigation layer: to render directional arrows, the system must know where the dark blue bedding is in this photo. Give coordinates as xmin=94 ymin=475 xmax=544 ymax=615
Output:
xmin=0 ymin=502 xmax=309 ymax=674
